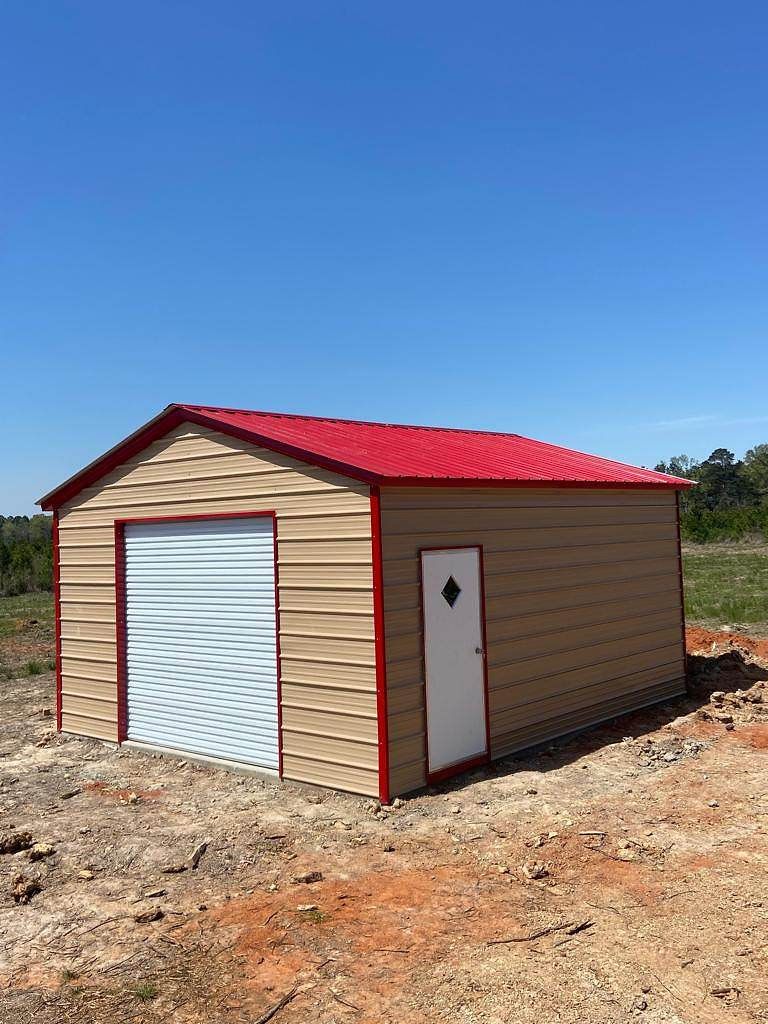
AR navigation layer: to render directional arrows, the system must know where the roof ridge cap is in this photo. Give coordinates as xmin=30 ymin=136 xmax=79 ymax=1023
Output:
xmin=178 ymin=403 xmax=522 ymax=438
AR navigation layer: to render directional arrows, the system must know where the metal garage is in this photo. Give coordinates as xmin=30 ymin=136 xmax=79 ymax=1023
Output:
xmin=39 ymin=403 xmax=693 ymax=801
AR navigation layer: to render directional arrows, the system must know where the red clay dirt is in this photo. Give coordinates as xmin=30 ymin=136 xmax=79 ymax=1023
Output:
xmin=686 ymin=625 xmax=768 ymax=661
xmin=0 ymin=631 xmax=767 ymax=1023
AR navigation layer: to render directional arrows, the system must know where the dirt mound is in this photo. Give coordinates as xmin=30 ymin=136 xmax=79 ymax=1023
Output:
xmin=687 ymin=625 xmax=768 ymax=663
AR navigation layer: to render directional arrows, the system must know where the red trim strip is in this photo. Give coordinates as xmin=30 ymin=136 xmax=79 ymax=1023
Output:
xmin=114 ymin=520 xmax=128 ymax=742
xmin=419 ymin=545 xmax=491 ymax=787
xmin=427 ymin=752 xmax=489 ymax=785
xmin=675 ymin=491 xmax=689 ymax=691
xmin=370 ymin=486 xmax=390 ymax=805
xmin=52 ymin=512 xmax=62 ymax=732
xmin=113 ymin=510 xmax=281 ymax=769
xmin=378 ymin=477 xmax=693 ymax=490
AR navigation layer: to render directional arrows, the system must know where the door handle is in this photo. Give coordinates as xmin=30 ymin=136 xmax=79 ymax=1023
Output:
xmin=475 ymin=647 xmax=485 ymax=656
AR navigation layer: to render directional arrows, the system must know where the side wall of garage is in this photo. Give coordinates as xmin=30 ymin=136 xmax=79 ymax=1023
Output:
xmin=379 ymin=487 xmax=686 ymax=796
xmin=56 ymin=422 xmax=378 ymax=796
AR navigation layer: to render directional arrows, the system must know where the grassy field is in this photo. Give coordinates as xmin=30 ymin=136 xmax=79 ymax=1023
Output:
xmin=0 ymin=591 xmax=55 ymax=679
xmin=682 ymin=543 xmax=768 ymax=633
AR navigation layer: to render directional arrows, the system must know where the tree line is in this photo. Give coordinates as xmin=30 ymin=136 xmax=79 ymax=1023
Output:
xmin=655 ymin=444 xmax=768 ymax=542
xmin=2 ymin=443 xmax=767 ymax=591
xmin=0 ymin=516 xmax=53 ymax=596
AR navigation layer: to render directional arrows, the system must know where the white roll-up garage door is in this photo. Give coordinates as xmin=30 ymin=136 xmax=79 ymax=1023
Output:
xmin=123 ymin=516 xmax=278 ymax=769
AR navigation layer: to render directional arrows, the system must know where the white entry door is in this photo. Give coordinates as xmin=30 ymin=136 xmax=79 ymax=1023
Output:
xmin=123 ymin=516 xmax=278 ymax=769
xmin=421 ymin=547 xmax=488 ymax=775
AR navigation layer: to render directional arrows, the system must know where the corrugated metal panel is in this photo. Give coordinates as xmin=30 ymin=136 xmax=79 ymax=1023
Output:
xmin=381 ymin=486 xmax=686 ymax=796
xmin=40 ymin=406 xmax=694 ymax=511
xmin=124 ymin=517 xmax=279 ymax=769
xmin=175 ymin=406 xmax=694 ymax=487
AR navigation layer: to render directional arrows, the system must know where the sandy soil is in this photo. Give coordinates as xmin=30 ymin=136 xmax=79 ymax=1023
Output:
xmin=1 ymin=634 xmax=767 ymax=1024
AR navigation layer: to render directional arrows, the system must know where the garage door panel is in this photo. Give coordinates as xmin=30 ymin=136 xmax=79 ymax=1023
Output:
xmin=124 ymin=516 xmax=279 ymax=769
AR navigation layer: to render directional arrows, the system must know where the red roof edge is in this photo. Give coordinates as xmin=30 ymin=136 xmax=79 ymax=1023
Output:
xmin=38 ymin=403 xmax=694 ymax=511
xmin=37 ymin=404 xmax=381 ymax=510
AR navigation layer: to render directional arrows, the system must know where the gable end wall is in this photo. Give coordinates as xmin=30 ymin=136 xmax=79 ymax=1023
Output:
xmin=55 ymin=422 xmax=378 ymax=796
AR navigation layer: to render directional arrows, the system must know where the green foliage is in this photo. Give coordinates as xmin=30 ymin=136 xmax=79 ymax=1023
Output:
xmin=0 ymin=515 xmax=53 ymax=596
xmin=744 ymin=443 xmax=768 ymax=495
xmin=657 ymin=444 xmax=768 ymax=543
xmin=130 ymin=981 xmax=159 ymax=1002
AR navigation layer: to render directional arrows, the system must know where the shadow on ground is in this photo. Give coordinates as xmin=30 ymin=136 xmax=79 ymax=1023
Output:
xmin=429 ymin=648 xmax=768 ymax=797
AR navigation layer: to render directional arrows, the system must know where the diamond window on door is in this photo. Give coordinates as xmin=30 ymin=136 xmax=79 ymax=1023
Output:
xmin=441 ymin=576 xmax=461 ymax=607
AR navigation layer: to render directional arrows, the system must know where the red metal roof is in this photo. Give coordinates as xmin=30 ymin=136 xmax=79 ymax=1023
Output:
xmin=38 ymin=403 xmax=693 ymax=509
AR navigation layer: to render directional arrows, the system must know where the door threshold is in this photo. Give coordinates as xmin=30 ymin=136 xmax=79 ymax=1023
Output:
xmin=122 ymin=740 xmax=279 ymax=780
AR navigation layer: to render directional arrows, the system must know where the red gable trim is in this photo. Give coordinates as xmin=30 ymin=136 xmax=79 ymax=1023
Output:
xmin=37 ymin=405 xmax=379 ymax=510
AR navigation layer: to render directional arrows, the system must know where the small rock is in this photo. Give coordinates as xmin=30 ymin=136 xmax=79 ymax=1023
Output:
xmin=190 ymin=841 xmax=208 ymax=869
xmin=28 ymin=843 xmax=55 ymax=862
xmin=522 ymin=861 xmax=549 ymax=880
xmin=708 ymin=800 xmax=719 ymax=808
xmin=392 ymin=797 xmax=404 ymax=809
xmin=291 ymin=870 xmax=323 ymax=885
xmin=61 ymin=789 xmax=81 ymax=800
xmin=451 ymin=806 xmax=461 ymax=815
xmin=134 ymin=907 xmax=164 ymax=924
xmin=633 ymin=995 xmax=647 ymax=1011
xmin=0 ymin=832 xmax=33 ymax=855
xmin=77 ymin=870 xmax=95 ymax=881
xmin=198 ymin=903 xmax=208 ymax=911
xmin=142 ymin=888 xmax=166 ymax=898
xmin=296 ymin=903 xmax=318 ymax=912
xmin=382 ymin=843 xmax=395 ymax=853
xmin=11 ymin=873 xmax=41 ymax=904
xmin=161 ymin=863 xmax=188 ymax=874
xmin=524 ymin=787 xmax=537 ymax=796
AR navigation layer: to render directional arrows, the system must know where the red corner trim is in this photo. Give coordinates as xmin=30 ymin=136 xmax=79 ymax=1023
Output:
xmin=370 ymin=486 xmax=390 ymax=805
xmin=675 ymin=491 xmax=689 ymax=691
xmin=419 ymin=545 xmax=491 ymax=787
xmin=52 ymin=511 xmax=62 ymax=732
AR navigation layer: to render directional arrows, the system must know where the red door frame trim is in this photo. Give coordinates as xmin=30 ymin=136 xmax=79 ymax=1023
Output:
xmin=370 ymin=486 xmax=390 ymax=805
xmin=52 ymin=512 xmax=63 ymax=731
xmin=113 ymin=510 xmax=282 ymax=776
xmin=419 ymin=545 xmax=492 ymax=786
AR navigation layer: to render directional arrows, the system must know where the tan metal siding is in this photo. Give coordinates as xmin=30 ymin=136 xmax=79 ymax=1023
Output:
xmin=57 ymin=423 xmax=377 ymax=796
xmin=380 ymin=487 xmax=686 ymax=796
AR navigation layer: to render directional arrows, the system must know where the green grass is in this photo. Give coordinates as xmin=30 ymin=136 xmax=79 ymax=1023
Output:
xmin=0 ymin=592 xmax=55 ymax=681
xmin=0 ymin=592 xmax=54 ymax=639
xmin=129 ymin=981 xmax=159 ymax=1002
xmin=683 ymin=545 xmax=768 ymax=630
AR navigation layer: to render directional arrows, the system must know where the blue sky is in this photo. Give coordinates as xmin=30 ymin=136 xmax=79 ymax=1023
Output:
xmin=3 ymin=2 xmax=768 ymax=514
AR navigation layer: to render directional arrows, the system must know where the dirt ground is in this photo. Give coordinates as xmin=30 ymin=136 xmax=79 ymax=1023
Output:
xmin=1 ymin=634 xmax=767 ymax=1024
